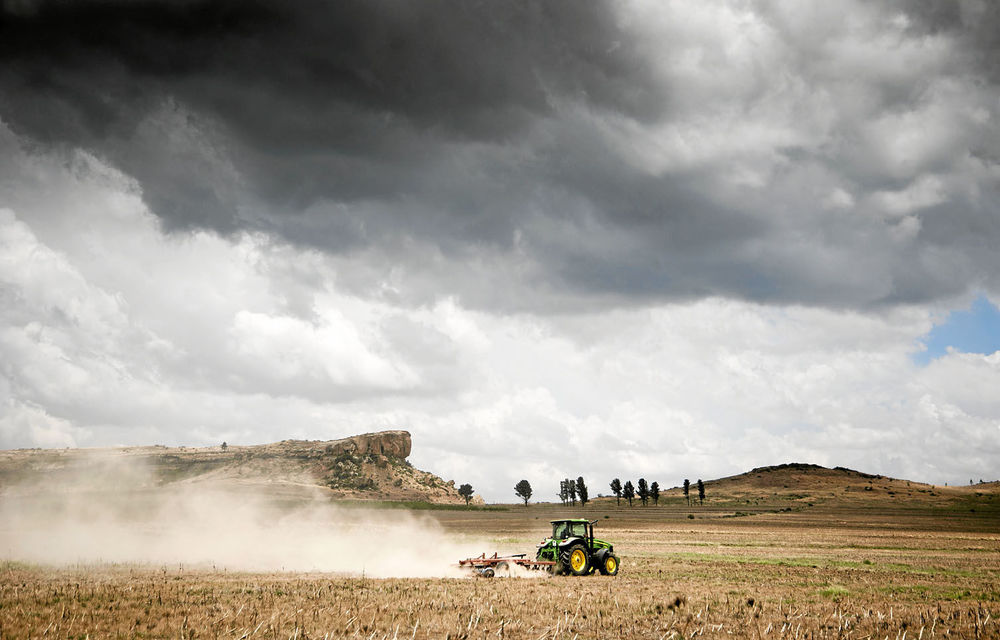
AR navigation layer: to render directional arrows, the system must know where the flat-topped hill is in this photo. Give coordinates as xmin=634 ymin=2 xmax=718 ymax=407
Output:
xmin=0 ymin=430 xmax=465 ymax=504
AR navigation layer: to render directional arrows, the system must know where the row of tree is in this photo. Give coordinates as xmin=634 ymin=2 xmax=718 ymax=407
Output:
xmin=558 ymin=477 xmax=589 ymax=506
xmin=608 ymin=478 xmax=660 ymax=506
xmin=607 ymin=478 xmax=705 ymax=506
xmin=455 ymin=477 xmax=707 ymax=507
xmin=682 ymin=478 xmax=706 ymax=506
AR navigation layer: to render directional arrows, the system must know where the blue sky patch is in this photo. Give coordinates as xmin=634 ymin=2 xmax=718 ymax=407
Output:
xmin=915 ymin=295 xmax=1000 ymax=365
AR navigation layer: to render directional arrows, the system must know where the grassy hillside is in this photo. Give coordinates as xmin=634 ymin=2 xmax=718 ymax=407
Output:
xmin=578 ymin=463 xmax=1000 ymax=522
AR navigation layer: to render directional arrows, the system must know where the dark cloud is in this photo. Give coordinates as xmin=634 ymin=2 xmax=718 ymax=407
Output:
xmin=0 ymin=0 xmax=657 ymax=235
xmin=901 ymin=0 xmax=1000 ymax=81
xmin=2 ymin=0 xmax=998 ymax=311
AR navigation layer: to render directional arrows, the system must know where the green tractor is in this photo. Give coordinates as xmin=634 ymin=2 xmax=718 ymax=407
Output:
xmin=536 ymin=518 xmax=620 ymax=576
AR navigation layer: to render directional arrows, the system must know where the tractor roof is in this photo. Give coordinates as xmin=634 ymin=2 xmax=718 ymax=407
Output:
xmin=550 ymin=518 xmax=591 ymax=524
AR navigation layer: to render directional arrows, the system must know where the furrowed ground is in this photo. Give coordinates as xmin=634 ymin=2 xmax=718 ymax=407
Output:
xmin=2 ymin=489 xmax=999 ymax=640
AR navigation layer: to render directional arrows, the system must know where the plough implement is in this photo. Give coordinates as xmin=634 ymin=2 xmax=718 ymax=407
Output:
xmin=458 ymin=552 xmax=555 ymax=577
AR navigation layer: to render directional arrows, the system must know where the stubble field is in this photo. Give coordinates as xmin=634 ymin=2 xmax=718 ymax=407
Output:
xmin=2 ymin=493 xmax=999 ymax=640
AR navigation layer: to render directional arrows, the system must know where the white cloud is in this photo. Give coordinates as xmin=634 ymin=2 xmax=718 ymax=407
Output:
xmin=0 ymin=399 xmax=83 ymax=449
xmin=871 ymin=175 xmax=947 ymax=217
xmin=227 ymin=308 xmax=417 ymax=393
xmin=2 ymin=139 xmax=998 ymax=499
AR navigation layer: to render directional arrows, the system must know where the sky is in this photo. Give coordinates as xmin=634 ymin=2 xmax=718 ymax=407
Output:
xmin=915 ymin=294 xmax=1000 ymax=364
xmin=1 ymin=0 xmax=999 ymax=501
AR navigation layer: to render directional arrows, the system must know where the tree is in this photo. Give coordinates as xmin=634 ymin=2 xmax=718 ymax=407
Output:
xmin=650 ymin=481 xmax=660 ymax=505
xmin=697 ymin=478 xmax=705 ymax=505
xmin=559 ymin=479 xmax=569 ymax=504
xmin=567 ymin=478 xmax=577 ymax=506
xmin=576 ymin=477 xmax=589 ymax=507
xmin=637 ymin=478 xmax=649 ymax=506
xmin=623 ymin=480 xmax=635 ymax=507
xmin=515 ymin=479 xmax=533 ymax=506
xmin=610 ymin=478 xmax=622 ymax=505
xmin=221 ymin=441 xmax=227 ymax=451
xmin=683 ymin=479 xmax=690 ymax=506
xmin=458 ymin=483 xmax=474 ymax=506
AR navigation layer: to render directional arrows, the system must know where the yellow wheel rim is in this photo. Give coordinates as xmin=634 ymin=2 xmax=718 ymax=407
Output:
xmin=606 ymin=557 xmax=617 ymax=573
xmin=570 ymin=549 xmax=587 ymax=572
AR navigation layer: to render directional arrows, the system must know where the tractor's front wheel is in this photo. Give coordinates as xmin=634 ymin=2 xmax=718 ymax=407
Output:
xmin=598 ymin=554 xmax=620 ymax=576
xmin=561 ymin=543 xmax=591 ymax=576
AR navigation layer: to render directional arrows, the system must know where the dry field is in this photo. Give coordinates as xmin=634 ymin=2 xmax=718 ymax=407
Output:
xmin=2 ymin=494 xmax=999 ymax=640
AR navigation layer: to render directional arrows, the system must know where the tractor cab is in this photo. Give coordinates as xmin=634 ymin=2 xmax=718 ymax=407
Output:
xmin=536 ymin=518 xmax=619 ymax=576
xmin=551 ymin=519 xmax=590 ymax=541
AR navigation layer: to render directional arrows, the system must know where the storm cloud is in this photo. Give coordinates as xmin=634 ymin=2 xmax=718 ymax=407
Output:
xmin=2 ymin=1 xmax=1000 ymax=498
xmin=2 ymin=0 xmax=997 ymax=310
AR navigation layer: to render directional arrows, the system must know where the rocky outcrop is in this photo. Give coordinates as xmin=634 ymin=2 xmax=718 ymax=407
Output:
xmin=0 ymin=430 xmax=463 ymax=504
xmin=334 ymin=430 xmax=411 ymax=459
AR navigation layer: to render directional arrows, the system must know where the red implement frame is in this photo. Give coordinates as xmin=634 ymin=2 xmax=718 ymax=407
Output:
xmin=458 ymin=552 xmax=555 ymax=576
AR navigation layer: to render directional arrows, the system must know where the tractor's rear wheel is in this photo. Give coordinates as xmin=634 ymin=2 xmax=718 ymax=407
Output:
xmin=598 ymin=554 xmax=619 ymax=576
xmin=560 ymin=543 xmax=591 ymax=576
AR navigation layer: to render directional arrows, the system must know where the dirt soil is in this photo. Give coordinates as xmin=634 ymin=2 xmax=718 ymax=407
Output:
xmin=1 ymin=466 xmax=998 ymax=638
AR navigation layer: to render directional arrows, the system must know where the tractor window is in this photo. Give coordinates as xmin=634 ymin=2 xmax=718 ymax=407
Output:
xmin=570 ymin=522 xmax=588 ymax=538
xmin=552 ymin=523 xmax=569 ymax=539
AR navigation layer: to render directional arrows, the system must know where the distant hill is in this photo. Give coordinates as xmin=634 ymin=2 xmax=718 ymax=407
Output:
xmin=0 ymin=430 xmax=466 ymax=504
xmin=663 ymin=462 xmax=998 ymax=507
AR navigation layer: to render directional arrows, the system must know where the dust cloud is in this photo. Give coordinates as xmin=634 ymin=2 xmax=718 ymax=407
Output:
xmin=491 ymin=561 xmax=550 ymax=579
xmin=0 ymin=455 xmax=506 ymax=578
